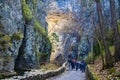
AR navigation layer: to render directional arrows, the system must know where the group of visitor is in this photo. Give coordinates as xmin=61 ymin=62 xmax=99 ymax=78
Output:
xmin=67 ymin=54 xmax=86 ymax=72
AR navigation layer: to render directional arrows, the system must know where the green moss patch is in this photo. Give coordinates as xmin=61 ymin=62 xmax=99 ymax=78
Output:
xmin=87 ymin=65 xmax=99 ymax=80
xmin=22 ymin=0 xmax=33 ymax=20
xmin=12 ymin=30 xmax=23 ymax=40
xmin=118 ymin=20 xmax=120 ymax=33
xmin=34 ymin=19 xmax=47 ymax=36
xmin=108 ymin=68 xmax=115 ymax=74
xmin=0 ymin=30 xmax=23 ymax=50
xmin=0 ymin=34 xmax=12 ymax=50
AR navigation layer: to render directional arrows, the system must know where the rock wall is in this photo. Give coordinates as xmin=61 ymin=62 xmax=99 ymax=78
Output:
xmin=0 ymin=0 xmax=51 ymax=78
xmin=45 ymin=0 xmax=81 ymax=64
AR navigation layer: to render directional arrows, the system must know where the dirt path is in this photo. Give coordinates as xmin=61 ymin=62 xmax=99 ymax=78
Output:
xmin=46 ymin=69 xmax=86 ymax=80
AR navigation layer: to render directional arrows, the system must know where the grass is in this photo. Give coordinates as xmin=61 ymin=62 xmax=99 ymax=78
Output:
xmin=88 ymin=65 xmax=99 ymax=80
xmin=108 ymin=68 xmax=115 ymax=74
xmin=87 ymin=46 xmax=120 ymax=80
xmin=109 ymin=46 xmax=115 ymax=56
xmin=118 ymin=20 xmax=120 ymax=33
xmin=40 ymin=63 xmax=59 ymax=72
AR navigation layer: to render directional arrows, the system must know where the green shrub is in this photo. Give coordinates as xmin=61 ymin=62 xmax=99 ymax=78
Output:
xmin=109 ymin=68 xmax=115 ymax=74
xmin=12 ymin=30 xmax=23 ymax=40
xmin=51 ymin=33 xmax=59 ymax=42
xmin=0 ymin=35 xmax=11 ymax=44
xmin=0 ymin=34 xmax=12 ymax=50
xmin=2 ymin=35 xmax=11 ymax=42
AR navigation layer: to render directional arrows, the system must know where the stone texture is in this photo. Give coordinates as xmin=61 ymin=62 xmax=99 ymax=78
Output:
xmin=46 ymin=8 xmax=80 ymax=64
xmin=2 ymin=62 xmax=67 ymax=80
xmin=0 ymin=0 xmax=51 ymax=78
xmin=0 ymin=0 xmax=24 ymax=73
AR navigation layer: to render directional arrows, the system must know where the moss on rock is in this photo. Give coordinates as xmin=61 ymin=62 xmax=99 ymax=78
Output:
xmin=22 ymin=0 xmax=33 ymax=20
xmin=0 ymin=34 xmax=12 ymax=50
xmin=118 ymin=20 xmax=120 ymax=33
xmin=32 ymin=0 xmax=37 ymax=10
xmin=12 ymin=30 xmax=24 ymax=40
xmin=86 ymin=65 xmax=99 ymax=80
xmin=34 ymin=19 xmax=47 ymax=36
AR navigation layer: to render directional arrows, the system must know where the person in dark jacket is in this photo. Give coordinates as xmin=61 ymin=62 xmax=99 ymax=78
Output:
xmin=81 ymin=60 xmax=86 ymax=72
xmin=67 ymin=54 xmax=73 ymax=70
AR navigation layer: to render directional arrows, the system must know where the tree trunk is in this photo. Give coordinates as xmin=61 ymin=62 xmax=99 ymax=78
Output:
xmin=94 ymin=36 xmax=105 ymax=69
xmin=110 ymin=0 xmax=120 ymax=61
xmin=118 ymin=0 xmax=120 ymax=19
xmin=95 ymin=0 xmax=113 ymax=68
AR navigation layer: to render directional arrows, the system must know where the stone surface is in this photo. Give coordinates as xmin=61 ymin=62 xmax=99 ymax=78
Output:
xmin=0 ymin=0 xmax=119 ymax=79
xmin=0 ymin=0 xmax=24 ymax=73
xmin=0 ymin=0 xmax=51 ymax=77
xmin=46 ymin=7 xmax=80 ymax=64
xmin=47 ymin=70 xmax=86 ymax=80
xmin=2 ymin=62 xmax=67 ymax=80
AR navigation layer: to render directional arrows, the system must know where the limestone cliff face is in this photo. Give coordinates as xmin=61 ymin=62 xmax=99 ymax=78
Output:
xmin=0 ymin=0 xmax=24 ymax=73
xmin=45 ymin=0 xmax=81 ymax=64
xmin=0 ymin=0 xmax=118 ymax=78
xmin=0 ymin=0 xmax=51 ymax=77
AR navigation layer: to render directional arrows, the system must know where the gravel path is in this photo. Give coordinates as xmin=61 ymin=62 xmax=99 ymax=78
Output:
xmin=46 ymin=69 xmax=86 ymax=80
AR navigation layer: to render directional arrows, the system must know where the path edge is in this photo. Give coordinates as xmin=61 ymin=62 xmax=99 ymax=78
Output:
xmin=3 ymin=62 xmax=67 ymax=80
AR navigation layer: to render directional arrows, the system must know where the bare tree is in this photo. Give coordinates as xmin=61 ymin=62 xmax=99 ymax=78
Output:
xmin=95 ymin=0 xmax=113 ymax=68
xmin=118 ymin=0 xmax=120 ymax=19
xmin=110 ymin=0 xmax=120 ymax=61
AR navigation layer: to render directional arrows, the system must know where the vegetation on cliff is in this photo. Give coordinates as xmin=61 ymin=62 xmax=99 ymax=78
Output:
xmin=22 ymin=0 xmax=33 ymax=20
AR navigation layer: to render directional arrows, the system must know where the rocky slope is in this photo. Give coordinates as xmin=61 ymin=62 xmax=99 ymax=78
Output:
xmin=0 ymin=0 xmax=51 ymax=78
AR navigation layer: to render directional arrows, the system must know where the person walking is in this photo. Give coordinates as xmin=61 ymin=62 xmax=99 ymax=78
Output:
xmin=67 ymin=54 xmax=73 ymax=70
xmin=81 ymin=60 xmax=86 ymax=72
xmin=76 ymin=54 xmax=81 ymax=71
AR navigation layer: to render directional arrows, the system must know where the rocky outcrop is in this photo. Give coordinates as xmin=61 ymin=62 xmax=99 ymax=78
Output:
xmin=0 ymin=0 xmax=51 ymax=78
xmin=46 ymin=1 xmax=81 ymax=64
xmin=0 ymin=0 xmax=24 ymax=75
